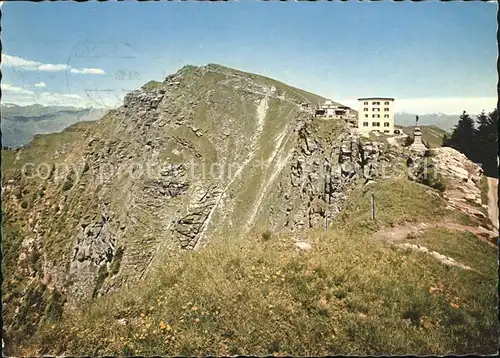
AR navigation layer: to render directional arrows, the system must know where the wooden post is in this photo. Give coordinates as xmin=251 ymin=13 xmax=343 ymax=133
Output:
xmin=371 ymin=194 xmax=376 ymax=221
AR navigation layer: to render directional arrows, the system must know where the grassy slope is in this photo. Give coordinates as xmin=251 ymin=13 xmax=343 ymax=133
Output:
xmin=2 ymin=112 xmax=120 ymax=260
xmin=339 ymin=179 xmax=450 ymax=231
xmin=1 ymin=64 xmax=328 ymax=353
xmin=402 ymin=125 xmax=449 ymax=148
xmin=17 ymin=179 xmax=498 ymax=356
xmin=480 ymin=175 xmax=489 ymax=206
xmin=206 ymin=64 xmax=326 ymax=105
xmin=2 ymin=65 xmax=496 ymax=355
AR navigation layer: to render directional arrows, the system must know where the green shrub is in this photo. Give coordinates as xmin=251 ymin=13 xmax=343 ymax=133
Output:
xmin=92 ymin=264 xmax=109 ymax=298
xmin=38 ymin=188 xmax=45 ymax=198
xmin=404 ymin=135 xmax=414 ymax=147
xmin=20 ymin=199 xmax=30 ymax=209
xmin=109 ymin=247 xmax=125 ymax=276
xmin=414 ymin=158 xmax=446 ymax=193
xmin=62 ymin=178 xmax=74 ymax=192
xmin=480 ymin=176 xmax=489 ymax=205
xmin=29 ymin=248 xmax=43 ymax=275
xmin=419 ymin=167 xmax=446 ymax=192
xmin=261 ymin=230 xmax=272 ymax=242
xmin=47 ymin=163 xmax=56 ymax=180
xmin=61 ymin=168 xmax=76 ymax=191
xmin=43 ymin=289 xmax=66 ymax=323
xmin=14 ymin=189 xmax=22 ymax=200
xmin=2 ymin=224 xmax=24 ymax=271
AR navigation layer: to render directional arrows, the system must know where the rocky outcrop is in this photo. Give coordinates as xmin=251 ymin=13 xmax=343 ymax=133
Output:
xmin=142 ymin=164 xmax=189 ymax=199
xmin=406 ymin=146 xmax=491 ymax=225
xmin=1 ymin=64 xmax=404 ymax=316
xmin=68 ymin=204 xmax=116 ymax=301
xmin=433 ymin=147 xmax=483 ymax=184
xmin=172 ymin=186 xmax=223 ymax=249
xmin=265 ymin=117 xmax=397 ymax=234
xmin=432 ymin=147 xmax=490 ymax=223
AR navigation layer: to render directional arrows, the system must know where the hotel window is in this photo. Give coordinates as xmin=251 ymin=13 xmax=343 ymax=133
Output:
xmin=384 ymin=114 xmax=389 ymax=118
xmin=372 ymin=101 xmax=380 ymax=105
xmin=365 ymin=114 xmax=368 ymax=118
xmin=384 ymin=108 xmax=389 ymax=112
xmin=373 ymin=108 xmax=380 ymax=112
xmin=384 ymin=122 xmax=390 ymax=127
xmin=372 ymin=114 xmax=380 ymax=118
xmin=363 ymin=101 xmax=368 ymax=105
xmin=364 ymin=108 xmax=368 ymax=111
xmin=384 ymin=101 xmax=390 ymax=105
xmin=363 ymin=122 xmax=369 ymax=127
xmin=372 ymin=122 xmax=380 ymax=127
xmin=384 ymin=130 xmax=390 ymax=133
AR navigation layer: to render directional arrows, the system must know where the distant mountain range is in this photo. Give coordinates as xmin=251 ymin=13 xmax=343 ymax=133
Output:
xmin=0 ymin=105 xmax=469 ymax=149
xmin=1 ymin=103 xmax=108 ymax=148
xmin=395 ymin=112 xmax=462 ymax=132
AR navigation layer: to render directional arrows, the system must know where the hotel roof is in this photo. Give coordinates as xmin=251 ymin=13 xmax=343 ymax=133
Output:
xmin=357 ymin=97 xmax=395 ymax=101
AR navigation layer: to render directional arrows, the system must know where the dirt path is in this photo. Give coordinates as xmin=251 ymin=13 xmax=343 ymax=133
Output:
xmin=373 ymin=221 xmax=497 ymax=248
xmin=487 ymin=177 xmax=498 ymax=229
xmin=373 ymin=220 xmax=497 ymax=272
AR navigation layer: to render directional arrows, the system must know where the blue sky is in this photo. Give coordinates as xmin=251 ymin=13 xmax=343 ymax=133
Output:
xmin=1 ymin=0 xmax=497 ymax=113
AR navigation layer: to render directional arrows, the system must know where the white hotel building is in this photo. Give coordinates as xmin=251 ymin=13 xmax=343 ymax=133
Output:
xmin=357 ymin=97 xmax=395 ymax=134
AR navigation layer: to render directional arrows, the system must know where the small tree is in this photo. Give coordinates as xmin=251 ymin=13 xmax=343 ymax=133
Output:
xmin=415 ymin=158 xmax=446 ymax=193
xmin=475 ymin=109 xmax=498 ymax=177
xmin=443 ymin=110 xmax=477 ymax=160
xmin=404 ymin=135 xmax=414 ymax=147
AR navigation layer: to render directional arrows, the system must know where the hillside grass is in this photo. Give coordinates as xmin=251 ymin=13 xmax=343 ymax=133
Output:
xmin=339 ymin=179 xmax=450 ymax=232
xmin=205 ymin=63 xmax=326 ymax=105
xmin=16 ymin=178 xmax=499 ymax=356
xmin=402 ymin=125 xmax=449 ymax=148
xmin=1 ymin=148 xmax=17 ymax=169
xmin=142 ymin=80 xmax=163 ymax=91
xmin=480 ymin=175 xmax=489 ymax=206
xmin=413 ymin=228 xmax=497 ymax=274
xmin=2 ymin=115 xmax=101 ymax=171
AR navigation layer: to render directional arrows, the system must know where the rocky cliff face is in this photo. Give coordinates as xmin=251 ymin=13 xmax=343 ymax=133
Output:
xmin=433 ymin=147 xmax=490 ymax=221
xmin=2 ymin=65 xmax=327 ymax=310
xmin=3 ymin=64 xmax=484 ymax=344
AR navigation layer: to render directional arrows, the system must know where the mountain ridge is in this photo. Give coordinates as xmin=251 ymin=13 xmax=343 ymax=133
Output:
xmin=1 ymin=104 xmax=109 ymax=148
xmin=2 ymin=63 xmax=497 ymax=355
xmin=2 ymin=63 xmax=387 ymax=305
xmin=395 ymin=112 xmax=461 ymax=132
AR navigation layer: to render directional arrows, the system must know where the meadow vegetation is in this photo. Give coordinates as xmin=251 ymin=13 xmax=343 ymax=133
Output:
xmin=14 ymin=179 xmax=498 ymax=356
